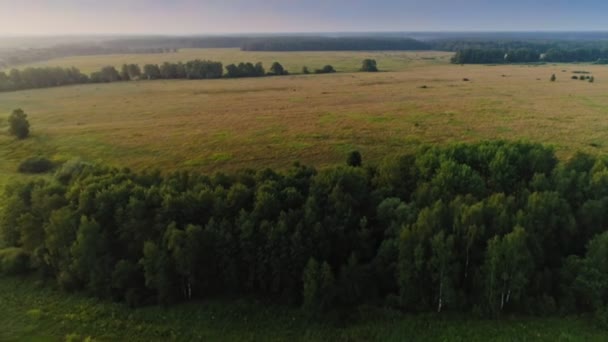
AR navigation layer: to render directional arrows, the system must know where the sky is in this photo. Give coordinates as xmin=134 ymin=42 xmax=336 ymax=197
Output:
xmin=1 ymin=0 xmax=608 ymax=35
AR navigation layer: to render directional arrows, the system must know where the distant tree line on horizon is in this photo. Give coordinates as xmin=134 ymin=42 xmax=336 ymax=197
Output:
xmin=0 ymin=45 xmax=179 ymax=69
xmin=0 ymin=59 xmax=345 ymax=92
xmin=451 ymin=47 xmax=608 ymax=64
xmin=6 ymin=36 xmax=608 ymax=69
xmin=2 ymin=141 xmax=608 ymax=324
xmin=241 ymin=37 xmax=431 ymax=51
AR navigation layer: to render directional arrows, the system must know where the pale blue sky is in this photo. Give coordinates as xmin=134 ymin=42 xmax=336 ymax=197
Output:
xmin=1 ymin=0 xmax=606 ymax=35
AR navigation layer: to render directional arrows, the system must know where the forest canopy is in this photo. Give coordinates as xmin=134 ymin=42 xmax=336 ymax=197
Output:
xmin=2 ymin=141 xmax=608 ymax=322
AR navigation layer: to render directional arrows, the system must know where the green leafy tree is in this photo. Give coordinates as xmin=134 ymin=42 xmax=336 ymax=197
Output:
xmin=302 ymin=258 xmax=320 ymax=312
xmin=143 ymin=64 xmax=162 ymax=80
xmin=550 ymin=74 xmax=556 ymax=82
xmin=270 ymin=62 xmax=286 ymax=75
xmin=484 ymin=226 xmax=533 ymax=315
xmin=70 ymin=216 xmax=110 ymax=295
xmin=429 ymin=231 xmax=457 ymax=312
xmin=8 ymin=108 xmax=30 ymax=139
xmin=361 ymin=59 xmax=379 ymax=72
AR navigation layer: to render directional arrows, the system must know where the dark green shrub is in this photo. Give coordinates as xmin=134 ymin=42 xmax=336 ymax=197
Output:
xmin=8 ymin=108 xmax=30 ymax=139
xmin=315 ymin=65 xmax=336 ymax=74
xmin=361 ymin=59 xmax=379 ymax=72
xmin=18 ymin=157 xmax=55 ymax=174
xmin=347 ymin=151 xmax=362 ymax=167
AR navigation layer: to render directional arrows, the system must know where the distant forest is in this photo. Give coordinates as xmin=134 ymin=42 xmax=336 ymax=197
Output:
xmin=5 ymin=35 xmax=608 ymax=68
xmin=2 ymin=142 xmax=608 ymax=323
xmin=445 ymin=40 xmax=608 ymax=64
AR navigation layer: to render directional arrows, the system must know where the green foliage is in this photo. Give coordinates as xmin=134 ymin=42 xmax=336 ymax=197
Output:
xmin=269 ymin=62 xmax=287 ymax=76
xmin=483 ymin=226 xmax=533 ymax=315
xmin=0 ymin=247 xmax=29 ymax=275
xmin=361 ymin=59 xmax=379 ymax=72
xmin=225 ymin=62 xmax=265 ymax=78
xmin=2 ymin=141 xmax=608 ymax=319
xmin=550 ymin=74 xmax=556 ymax=82
xmin=315 ymin=65 xmax=336 ymax=74
xmin=8 ymin=108 xmax=30 ymax=139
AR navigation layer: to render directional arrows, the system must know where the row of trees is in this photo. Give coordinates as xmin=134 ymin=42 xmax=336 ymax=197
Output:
xmin=0 ymin=59 xmax=353 ymax=92
xmin=1 ymin=142 xmax=608 ymax=322
xmin=0 ymin=60 xmax=291 ymax=92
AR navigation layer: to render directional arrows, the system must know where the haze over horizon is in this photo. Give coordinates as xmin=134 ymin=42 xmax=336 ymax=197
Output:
xmin=1 ymin=0 xmax=607 ymax=35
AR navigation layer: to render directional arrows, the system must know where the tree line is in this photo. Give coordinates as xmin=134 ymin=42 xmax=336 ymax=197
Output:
xmin=0 ymin=58 xmax=381 ymax=92
xmin=0 ymin=45 xmax=178 ymax=69
xmin=451 ymin=47 xmax=608 ymax=64
xmin=241 ymin=37 xmax=430 ymax=51
xmin=0 ymin=60 xmax=317 ymax=92
xmin=1 ymin=141 xmax=608 ymax=323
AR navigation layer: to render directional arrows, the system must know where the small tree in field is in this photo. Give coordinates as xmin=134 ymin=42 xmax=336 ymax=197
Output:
xmin=550 ymin=74 xmax=556 ymax=82
xmin=361 ymin=59 xmax=379 ymax=72
xmin=269 ymin=62 xmax=286 ymax=76
xmin=8 ymin=108 xmax=30 ymax=139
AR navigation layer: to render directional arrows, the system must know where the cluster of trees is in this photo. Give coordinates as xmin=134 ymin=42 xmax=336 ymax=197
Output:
xmin=0 ymin=67 xmax=89 ymax=91
xmin=2 ymin=141 xmax=608 ymax=322
xmin=241 ymin=37 xmax=430 ymax=51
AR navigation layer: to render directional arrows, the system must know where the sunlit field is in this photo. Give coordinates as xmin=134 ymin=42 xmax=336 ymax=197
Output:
xmin=13 ymin=48 xmax=452 ymax=73
xmin=2 ymin=52 xmax=607 ymax=184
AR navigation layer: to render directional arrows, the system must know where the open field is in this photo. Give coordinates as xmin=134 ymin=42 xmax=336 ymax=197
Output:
xmin=2 ymin=51 xmax=608 ymax=183
xmin=1 ymin=276 xmax=605 ymax=341
xmin=13 ymin=48 xmax=452 ymax=73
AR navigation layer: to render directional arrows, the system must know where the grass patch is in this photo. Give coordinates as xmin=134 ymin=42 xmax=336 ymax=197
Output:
xmin=0 ymin=276 xmax=606 ymax=341
xmin=1 ymin=52 xmax=608 ymax=181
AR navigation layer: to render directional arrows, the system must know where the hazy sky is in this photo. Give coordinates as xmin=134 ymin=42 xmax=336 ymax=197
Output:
xmin=1 ymin=0 xmax=607 ymax=35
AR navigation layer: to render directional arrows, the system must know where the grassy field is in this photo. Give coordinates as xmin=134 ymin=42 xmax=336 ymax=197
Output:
xmin=13 ymin=48 xmax=452 ymax=74
xmin=2 ymin=51 xmax=608 ymax=183
xmin=1 ymin=276 xmax=606 ymax=342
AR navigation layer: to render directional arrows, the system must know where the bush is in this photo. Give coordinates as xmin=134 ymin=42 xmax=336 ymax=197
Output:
xmin=18 ymin=156 xmax=55 ymax=174
xmin=302 ymin=66 xmax=310 ymax=74
xmin=361 ymin=59 xmax=378 ymax=72
xmin=347 ymin=151 xmax=362 ymax=167
xmin=315 ymin=65 xmax=336 ymax=74
xmin=8 ymin=108 xmax=30 ymax=139
xmin=0 ymin=248 xmax=30 ymax=275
